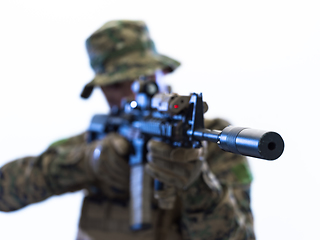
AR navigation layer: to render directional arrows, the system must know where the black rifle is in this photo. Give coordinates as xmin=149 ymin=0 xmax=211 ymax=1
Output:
xmin=87 ymin=80 xmax=284 ymax=231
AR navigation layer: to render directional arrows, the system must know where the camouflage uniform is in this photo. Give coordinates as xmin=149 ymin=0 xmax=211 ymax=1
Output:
xmin=0 ymin=20 xmax=255 ymax=240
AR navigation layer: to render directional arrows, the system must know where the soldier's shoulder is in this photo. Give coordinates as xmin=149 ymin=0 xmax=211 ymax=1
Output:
xmin=204 ymin=117 xmax=230 ymax=130
xmin=49 ymin=132 xmax=87 ymax=148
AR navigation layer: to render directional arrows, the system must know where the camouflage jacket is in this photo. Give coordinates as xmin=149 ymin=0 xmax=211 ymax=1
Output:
xmin=0 ymin=118 xmax=255 ymax=240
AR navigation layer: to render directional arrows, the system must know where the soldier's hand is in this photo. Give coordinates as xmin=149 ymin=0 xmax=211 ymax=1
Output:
xmin=88 ymin=133 xmax=130 ymax=193
xmin=145 ymin=139 xmax=203 ymax=189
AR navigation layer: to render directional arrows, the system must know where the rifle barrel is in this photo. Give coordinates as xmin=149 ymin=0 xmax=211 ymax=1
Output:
xmin=191 ymin=126 xmax=284 ymax=160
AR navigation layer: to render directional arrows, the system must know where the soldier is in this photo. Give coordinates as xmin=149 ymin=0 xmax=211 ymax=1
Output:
xmin=0 ymin=20 xmax=255 ymax=240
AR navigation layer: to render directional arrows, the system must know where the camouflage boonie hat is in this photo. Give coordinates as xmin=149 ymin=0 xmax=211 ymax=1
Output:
xmin=81 ymin=20 xmax=181 ymax=98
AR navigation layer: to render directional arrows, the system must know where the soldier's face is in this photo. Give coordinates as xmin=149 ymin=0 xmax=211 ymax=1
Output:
xmin=101 ymin=70 xmax=168 ymax=109
xmin=101 ymin=80 xmax=135 ymax=109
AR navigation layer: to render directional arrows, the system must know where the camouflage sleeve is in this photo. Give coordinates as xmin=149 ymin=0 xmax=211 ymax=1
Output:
xmin=0 ymin=133 xmax=96 ymax=212
xmin=180 ymin=118 xmax=255 ymax=240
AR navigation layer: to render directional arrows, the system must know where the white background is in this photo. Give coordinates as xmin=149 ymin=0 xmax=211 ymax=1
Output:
xmin=0 ymin=0 xmax=319 ymax=239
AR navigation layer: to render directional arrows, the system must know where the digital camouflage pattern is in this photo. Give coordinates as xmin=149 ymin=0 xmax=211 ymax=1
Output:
xmin=81 ymin=20 xmax=181 ymax=99
xmin=0 ymin=118 xmax=255 ymax=240
xmin=0 ymin=134 xmax=95 ymax=211
xmin=180 ymin=118 xmax=254 ymax=240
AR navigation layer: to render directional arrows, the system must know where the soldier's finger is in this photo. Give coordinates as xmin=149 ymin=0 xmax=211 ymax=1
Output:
xmin=147 ymin=140 xmax=203 ymax=162
xmin=107 ymin=133 xmax=131 ymax=156
xmin=145 ymin=162 xmax=188 ymax=188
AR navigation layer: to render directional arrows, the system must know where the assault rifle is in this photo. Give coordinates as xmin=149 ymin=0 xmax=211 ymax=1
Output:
xmin=87 ymin=80 xmax=284 ymax=231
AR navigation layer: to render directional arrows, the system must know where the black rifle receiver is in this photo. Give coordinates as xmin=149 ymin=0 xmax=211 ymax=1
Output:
xmin=87 ymin=80 xmax=284 ymax=231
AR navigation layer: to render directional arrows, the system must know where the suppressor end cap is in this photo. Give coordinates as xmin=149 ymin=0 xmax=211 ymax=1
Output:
xmin=259 ymin=132 xmax=284 ymax=160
